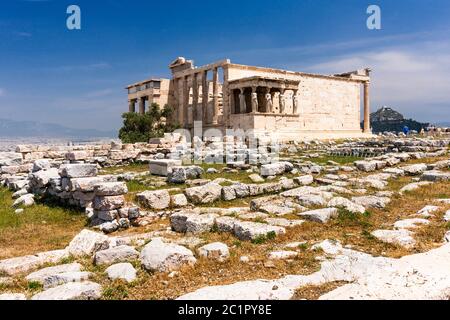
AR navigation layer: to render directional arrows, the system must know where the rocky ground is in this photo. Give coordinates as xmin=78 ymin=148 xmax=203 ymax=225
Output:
xmin=0 ymin=135 xmax=449 ymax=300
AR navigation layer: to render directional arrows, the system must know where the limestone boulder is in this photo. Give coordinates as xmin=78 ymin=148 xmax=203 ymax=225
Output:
xmin=298 ymin=208 xmax=338 ymax=223
xmin=260 ymin=161 xmax=293 ymax=177
xmin=198 ymin=242 xmax=230 ymax=261
xmin=31 ymin=281 xmax=102 ymax=300
xmin=105 ymin=263 xmax=137 ymax=283
xmin=184 ymin=182 xmax=222 ymax=204
xmin=94 ymin=245 xmax=139 ymax=265
xmin=233 ymin=221 xmax=285 ymax=241
xmin=393 ymin=218 xmax=430 ymax=230
xmin=66 ymin=229 xmax=110 ymax=257
xmin=26 ymin=263 xmax=82 ymax=284
xmin=351 ymin=196 xmax=391 ymax=209
xmin=401 ymin=164 xmax=428 ymax=175
xmin=171 ymin=193 xmax=188 ymax=207
xmin=420 ymin=170 xmax=450 ymax=182
xmin=371 ymin=229 xmax=415 ymax=248
xmin=59 ymin=164 xmax=98 ymax=178
xmin=41 ymin=271 xmax=92 ymax=289
xmin=12 ymin=193 xmax=34 ymax=208
xmin=136 ymin=190 xmax=170 ymax=210
xmin=328 ymin=197 xmax=366 ymax=214
xmin=140 ymin=238 xmax=197 ymax=272
xmin=93 ymin=182 xmax=128 ymax=196
xmin=93 ymin=195 xmax=125 ymax=211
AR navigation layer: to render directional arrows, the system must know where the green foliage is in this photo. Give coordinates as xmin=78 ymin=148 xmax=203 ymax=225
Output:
xmin=251 ymin=231 xmax=276 ymax=244
xmin=103 ymin=282 xmax=129 ymax=300
xmin=27 ymin=281 xmax=43 ymax=291
xmin=118 ymin=104 xmax=179 ymax=143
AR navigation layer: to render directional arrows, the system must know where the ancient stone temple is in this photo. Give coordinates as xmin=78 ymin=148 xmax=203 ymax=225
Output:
xmin=126 ymin=57 xmax=373 ymax=141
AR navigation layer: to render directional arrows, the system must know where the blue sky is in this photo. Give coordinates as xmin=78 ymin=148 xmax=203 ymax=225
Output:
xmin=1 ymin=0 xmax=450 ymax=131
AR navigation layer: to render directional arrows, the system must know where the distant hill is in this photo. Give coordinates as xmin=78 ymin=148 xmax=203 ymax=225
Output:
xmin=0 ymin=118 xmax=116 ymax=138
xmin=362 ymin=106 xmax=430 ymax=133
xmin=435 ymin=121 xmax=450 ymax=128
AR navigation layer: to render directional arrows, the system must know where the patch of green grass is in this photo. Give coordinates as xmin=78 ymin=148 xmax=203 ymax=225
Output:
xmin=251 ymin=231 xmax=276 ymax=244
xmin=99 ymin=163 xmax=149 ymax=175
xmin=336 ymin=209 xmax=372 ymax=228
xmin=0 ymin=188 xmax=85 ymax=230
xmin=27 ymin=281 xmax=43 ymax=291
xmin=102 ymin=282 xmax=129 ymax=300
xmin=126 ymin=180 xmax=149 ymax=193
xmin=0 ymin=187 xmax=86 ymax=259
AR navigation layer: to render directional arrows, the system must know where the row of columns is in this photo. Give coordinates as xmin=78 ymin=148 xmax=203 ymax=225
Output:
xmin=174 ymin=67 xmax=221 ymax=127
xmin=234 ymin=87 xmax=299 ymax=115
xmin=128 ymin=97 xmax=148 ymax=115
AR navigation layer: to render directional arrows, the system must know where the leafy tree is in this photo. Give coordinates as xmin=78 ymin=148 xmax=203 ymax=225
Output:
xmin=118 ymin=103 xmax=178 ymax=143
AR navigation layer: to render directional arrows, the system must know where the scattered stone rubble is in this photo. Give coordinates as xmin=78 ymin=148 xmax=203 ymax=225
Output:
xmin=0 ymin=135 xmax=449 ymax=300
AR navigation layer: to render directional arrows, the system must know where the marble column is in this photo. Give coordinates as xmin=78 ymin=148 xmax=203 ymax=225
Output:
xmin=177 ymin=78 xmax=184 ymax=125
xmin=192 ymin=74 xmax=199 ymax=122
xmin=202 ymin=70 xmax=208 ymax=124
xmin=128 ymin=99 xmax=136 ymax=113
xmin=363 ymin=81 xmax=371 ymax=133
xmin=139 ymin=97 xmax=145 ymax=115
xmin=183 ymin=76 xmax=189 ymax=127
xmin=239 ymin=88 xmax=246 ymax=114
xmin=251 ymin=87 xmax=258 ymax=113
xmin=212 ymin=67 xmax=219 ymax=124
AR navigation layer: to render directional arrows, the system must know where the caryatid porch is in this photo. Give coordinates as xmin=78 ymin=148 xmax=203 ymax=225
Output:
xmin=228 ymin=76 xmax=301 ymax=115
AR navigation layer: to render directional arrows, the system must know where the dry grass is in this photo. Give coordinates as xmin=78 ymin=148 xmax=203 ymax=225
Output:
xmin=0 ymin=188 xmax=86 ymax=260
xmin=292 ymin=281 xmax=349 ymax=300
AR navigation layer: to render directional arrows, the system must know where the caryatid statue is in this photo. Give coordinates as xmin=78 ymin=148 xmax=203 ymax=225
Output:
xmin=279 ymin=92 xmax=286 ymax=114
xmin=265 ymin=92 xmax=273 ymax=113
xmin=251 ymin=92 xmax=258 ymax=113
xmin=238 ymin=90 xmax=246 ymax=114
xmin=292 ymin=91 xmax=299 ymax=114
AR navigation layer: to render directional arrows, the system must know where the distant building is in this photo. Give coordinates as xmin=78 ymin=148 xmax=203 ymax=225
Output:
xmin=126 ymin=57 xmax=373 ymax=141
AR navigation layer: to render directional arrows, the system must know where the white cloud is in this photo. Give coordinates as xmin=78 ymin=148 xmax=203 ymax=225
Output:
xmin=0 ymin=88 xmax=5 ymax=97
xmin=300 ymin=41 xmax=450 ymax=122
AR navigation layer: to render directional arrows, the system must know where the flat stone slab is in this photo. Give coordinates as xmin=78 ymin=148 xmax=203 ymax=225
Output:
xmin=352 ymin=196 xmax=391 ymax=209
xmin=298 ymin=208 xmax=338 ymax=224
xmin=328 ymin=197 xmax=365 ymax=214
xmin=31 ymin=281 xmax=102 ymax=300
xmin=268 ymin=251 xmax=298 ymax=260
xmin=0 ymin=249 xmax=68 ymax=276
xmin=42 ymin=271 xmax=92 ymax=289
xmin=233 ymin=221 xmax=286 ymax=241
xmin=394 ymin=218 xmax=430 ymax=230
xmin=93 ymin=182 xmax=128 ymax=196
xmin=59 ymin=164 xmax=98 ymax=178
xmin=420 ymin=170 xmax=450 ymax=182
xmin=94 ymin=245 xmax=139 ymax=265
xmin=26 ymin=263 xmax=82 ymax=283
xmin=149 ymin=159 xmax=182 ymax=176
xmin=371 ymin=229 xmax=415 ymax=248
